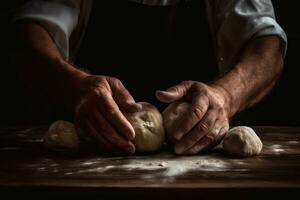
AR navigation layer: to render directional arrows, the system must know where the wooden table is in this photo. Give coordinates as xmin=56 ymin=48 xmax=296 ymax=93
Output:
xmin=0 ymin=126 xmax=300 ymax=199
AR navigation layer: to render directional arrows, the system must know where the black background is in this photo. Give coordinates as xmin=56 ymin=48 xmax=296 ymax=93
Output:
xmin=0 ymin=0 xmax=299 ymax=127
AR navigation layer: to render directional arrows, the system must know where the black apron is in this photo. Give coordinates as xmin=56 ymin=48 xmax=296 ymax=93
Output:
xmin=76 ymin=0 xmax=218 ymax=111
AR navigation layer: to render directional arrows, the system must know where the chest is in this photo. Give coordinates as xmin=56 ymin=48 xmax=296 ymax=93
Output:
xmin=76 ymin=0 xmax=217 ymax=104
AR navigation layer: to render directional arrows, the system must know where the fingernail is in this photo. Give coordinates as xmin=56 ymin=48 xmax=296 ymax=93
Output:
xmin=198 ymin=144 xmax=206 ymax=152
xmin=166 ymin=88 xmax=176 ymax=93
xmin=155 ymin=90 xmax=165 ymax=97
xmin=126 ymin=100 xmax=142 ymax=110
xmin=128 ymin=127 xmax=135 ymax=140
xmin=196 ymin=143 xmax=206 ymax=152
xmin=125 ymin=100 xmax=136 ymax=105
xmin=127 ymin=145 xmax=136 ymax=155
xmin=174 ymin=144 xmax=184 ymax=154
xmin=174 ymin=132 xmax=182 ymax=141
xmin=157 ymin=90 xmax=171 ymax=95
xmin=134 ymin=103 xmax=143 ymax=110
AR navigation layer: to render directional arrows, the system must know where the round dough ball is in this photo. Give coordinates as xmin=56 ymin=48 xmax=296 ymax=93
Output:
xmin=43 ymin=120 xmax=80 ymax=152
xmin=125 ymin=102 xmax=165 ymax=153
xmin=162 ymin=101 xmax=190 ymax=143
xmin=222 ymin=126 xmax=263 ymax=157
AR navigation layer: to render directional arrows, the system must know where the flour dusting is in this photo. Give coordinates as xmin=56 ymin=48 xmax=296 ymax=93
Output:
xmin=70 ymin=156 xmax=229 ymax=178
xmin=271 ymin=144 xmax=285 ymax=153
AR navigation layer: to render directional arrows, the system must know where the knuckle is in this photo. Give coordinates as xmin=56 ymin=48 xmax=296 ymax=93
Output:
xmin=194 ymin=82 xmax=206 ymax=90
xmin=181 ymin=80 xmax=193 ymax=87
xmin=118 ymin=87 xmax=130 ymax=96
xmin=191 ymin=106 xmax=205 ymax=119
xmin=193 ymin=85 xmax=208 ymax=96
xmin=205 ymin=133 xmax=215 ymax=143
xmin=89 ymin=75 xmax=106 ymax=87
xmin=109 ymin=77 xmax=122 ymax=87
xmin=97 ymin=75 xmax=107 ymax=81
xmin=195 ymin=82 xmax=204 ymax=87
xmin=102 ymin=105 xmax=119 ymax=117
xmin=216 ymin=99 xmax=227 ymax=110
xmin=169 ymin=86 xmax=180 ymax=93
xmin=114 ymin=78 xmax=122 ymax=86
xmin=200 ymin=88 xmax=209 ymax=96
xmin=96 ymin=84 xmax=108 ymax=95
xmin=213 ymin=102 xmax=223 ymax=110
xmin=196 ymin=122 xmax=210 ymax=133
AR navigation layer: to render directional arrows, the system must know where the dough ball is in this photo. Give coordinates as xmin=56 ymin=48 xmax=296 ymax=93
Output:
xmin=43 ymin=120 xmax=80 ymax=152
xmin=125 ymin=102 xmax=165 ymax=153
xmin=222 ymin=126 xmax=263 ymax=157
xmin=162 ymin=101 xmax=190 ymax=143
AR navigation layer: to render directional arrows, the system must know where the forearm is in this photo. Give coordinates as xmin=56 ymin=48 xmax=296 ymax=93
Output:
xmin=12 ymin=22 xmax=88 ymax=111
xmin=212 ymin=36 xmax=284 ymax=117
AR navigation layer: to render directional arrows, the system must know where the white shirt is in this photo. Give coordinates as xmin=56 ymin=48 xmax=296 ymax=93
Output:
xmin=13 ymin=0 xmax=287 ymax=73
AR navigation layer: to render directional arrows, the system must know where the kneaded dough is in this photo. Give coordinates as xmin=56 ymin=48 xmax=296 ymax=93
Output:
xmin=43 ymin=120 xmax=80 ymax=152
xmin=44 ymin=103 xmax=164 ymax=154
xmin=222 ymin=126 xmax=263 ymax=157
xmin=162 ymin=101 xmax=190 ymax=142
xmin=125 ymin=102 xmax=165 ymax=153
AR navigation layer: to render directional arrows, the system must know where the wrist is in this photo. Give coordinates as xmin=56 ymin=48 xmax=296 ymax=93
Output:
xmin=210 ymin=83 xmax=235 ymax=118
xmin=56 ymin=61 xmax=91 ymax=113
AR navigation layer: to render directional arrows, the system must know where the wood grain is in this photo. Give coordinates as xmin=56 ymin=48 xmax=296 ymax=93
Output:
xmin=0 ymin=126 xmax=299 ymax=198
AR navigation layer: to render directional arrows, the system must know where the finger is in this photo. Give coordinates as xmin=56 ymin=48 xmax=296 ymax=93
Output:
xmin=155 ymin=81 xmax=193 ymax=103
xmin=216 ymin=127 xmax=228 ymax=142
xmin=185 ymin=128 xmax=218 ymax=155
xmin=75 ymin=120 xmax=93 ymax=144
xmin=96 ymin=89 xmax=136 ymax=140
xmin=174 ymin=108 xmax=217 ymax=154
xmin=213 ymin=120 xmax=229 ymax=145
xmin=198 ymin=124 xmax=228 ymax=153
xmin=91 ymin=110 xmax=136 ymax=155
xmin=109 ymin=78 xmax=142 ymax=112
xmin=185 ymin=119 xmax=229 ymax=155
xmin=173 ymin=95 xmax=209 ymax=141
xmin=74 ymin=108 xmax=94 ymax=144
xmin=85 ymin=119 xmax=117 ymax=152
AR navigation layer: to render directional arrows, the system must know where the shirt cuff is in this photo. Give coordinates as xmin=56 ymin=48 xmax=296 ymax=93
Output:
xmin=252 ymin=18 xmax=287 ymax=58
xmin=13 ymin=0 xmax=79 ymax=61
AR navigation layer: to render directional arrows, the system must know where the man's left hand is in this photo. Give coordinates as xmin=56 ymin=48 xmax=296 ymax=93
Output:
xmin=156 ymin=81 xmax=232 ymax=154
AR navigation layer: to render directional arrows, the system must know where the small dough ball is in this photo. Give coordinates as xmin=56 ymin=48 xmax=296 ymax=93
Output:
xmin=125 ymin=102 xmax=165 ymax=153
xmin=222 ymin=126 xmax=263 ymax=157
xmin=162 ymin=101 xmax=190 ymax=142
xmin=44 ymin=120 xmax=80 ymax=152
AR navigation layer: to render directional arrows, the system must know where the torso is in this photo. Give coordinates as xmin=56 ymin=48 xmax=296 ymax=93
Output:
xmin=76 ymin=0 xmax=218 ymax=110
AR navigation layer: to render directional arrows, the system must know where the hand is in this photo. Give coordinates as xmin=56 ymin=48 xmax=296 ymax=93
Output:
xmin=156 ymin=81 xmax=231 ymax=155
xmin=74 ymin=75 xmax=141 ymax=155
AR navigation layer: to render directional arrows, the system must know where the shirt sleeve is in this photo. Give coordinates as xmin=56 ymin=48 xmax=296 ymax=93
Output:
xmin=12 ymin=0 xmax=81 ymax=61
xmin=205 ymin=0 xmax=287 ymax=73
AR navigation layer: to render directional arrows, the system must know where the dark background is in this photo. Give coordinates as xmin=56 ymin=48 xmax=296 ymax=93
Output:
xmin=0 ymin=0 xmax=299 ymax=127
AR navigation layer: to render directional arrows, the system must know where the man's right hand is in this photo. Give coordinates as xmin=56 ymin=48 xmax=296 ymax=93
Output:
xmin=13 ymin=22 xmax=140 ymax=155
xmin=74 ymin=75 xmax=141 ymax=155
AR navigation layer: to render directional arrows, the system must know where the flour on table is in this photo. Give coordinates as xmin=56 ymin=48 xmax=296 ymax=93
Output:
xmin=70 ymin=155 xmax=229 ymax=178
xmin=271 ymin=144 xmax=285 ymax=153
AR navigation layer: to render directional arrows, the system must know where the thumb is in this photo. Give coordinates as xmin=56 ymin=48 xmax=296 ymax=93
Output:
xmin=156 ymin=81 xmax=193 ymax=103
xmin=155 ymin=89 xmax=181 ymax=103
xmin=109 ymin=78 xmax=142 ymax=113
